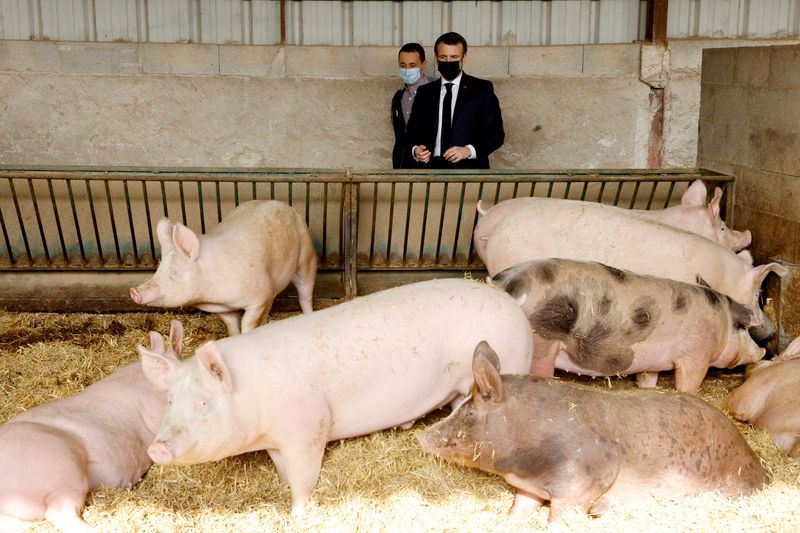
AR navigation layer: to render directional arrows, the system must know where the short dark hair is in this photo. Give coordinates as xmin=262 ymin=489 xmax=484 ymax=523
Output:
xmin=398 ymin=42 xmax=426 ymax=62
xmin=434 ymin=32 xmax=468 ymax=56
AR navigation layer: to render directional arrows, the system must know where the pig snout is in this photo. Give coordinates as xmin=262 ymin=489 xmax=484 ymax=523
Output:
xmin=736 ymin=229 xmax=752 ymax=249
xmin=130 ymin=287 xmax=144 ymax=304
xmin=148 ymin=441 xmax=175 ymax=464
xmin=130 ymin=284 xmax=159 ymax=305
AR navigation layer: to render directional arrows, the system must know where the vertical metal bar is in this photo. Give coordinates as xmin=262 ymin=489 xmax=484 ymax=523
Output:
xmin=342 ymin=172 xmax=358 ymax=298
xmin=597 ymin=181 xmax=607 ymax=203
xmin=386 ymin=182 xmax=396 ymax=264
xmin=546 ymin=181 xmax=554 ymax=198
xmin=579 ymin=182 xmax=588 ymax=201
xmin=321 ymin=182 xmax=328 ymax=264
xmin=160 ymin=181 xmax=169 ymax=218
xmin=86 ymin=181 xmax=103 ymax=264
xmin=613 ymin=182 xmax=623 ymax=206
xmin=467 ymin=182 xmax=485 ymax=264
xmin=562 ymin=181 xmax=572 ymax=199
xmin=9 ymin=179 xmax=32 ymax=260
xmin=629 ymin=182 xmax=642 ymax=209
xmin=179 ymin=182 xmax=188 ymax=225
xmin=216 ymin=181 xmax=222 ymax=222
xmin=234 ymin=181 xmax=240 ymax=207
xmin=288 ymin=182 xmax=293 ymax=206
xmin=251 ymin=182 xmax=256 ymax=201
xmin=105 ymin=180 xmax=122 ymax=263
xmin=418 ymin=182 xmax=431 ymax=264
xmin=402 ymin=182 xmax=413 ymax=265
xmin=28 ymin=178 xmax=51 ymax=263
xmin=123 ymin=181 xmax=139 ymax=262
xmin=270 ymin=181 xmax=275 ymax=200
xmin=529 ymin=182 xmax=537 ymax=197
xmin=645 ymin=181 xmax=658 ymax=210
xmin=451 ymin=182 xmax=467 ymax=264
xmin=198 ymin=181 xmax=206 ymax=234
xmin=662 ymin=181 xmax=677 ymax=208
xmin=511 ymin=181 xmax=519 ymax=198
xmin=0 ymin=195 xmax=15 ymax=264
xmin=369 ymin=183 xmax=378 ymax=265
xmin=435 ymin=183 xmax=449 ymax=263
xmin=304 ymin=182 xmax=311 ymax=225
xmin=142 ymin=181 xmax=155 ymax=259
xmin=492 ymin=182 xmax=501 ymax=205
xmin=47 ymin=178 xmax=68 ymax=263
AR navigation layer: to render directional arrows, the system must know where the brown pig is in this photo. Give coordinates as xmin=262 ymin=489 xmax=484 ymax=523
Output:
xmin=726 ymin=336 xmax=800 ymax=457
xmin=418 ymin=341 xmax=767 ymax=523
xmin=491 ymin=258 xmax=766 ymax=394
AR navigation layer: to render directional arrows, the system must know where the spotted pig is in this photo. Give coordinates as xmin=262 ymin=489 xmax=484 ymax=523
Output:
xmin=491 ymin=258 xmax=765 ymax=394
xmin=418 ymin=342 xmax=767 ymax=523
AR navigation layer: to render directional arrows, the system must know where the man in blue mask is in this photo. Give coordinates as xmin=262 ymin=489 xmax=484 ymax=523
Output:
xmin=406 ymin=32 xmax=504 ymax=169
xmin=391 ymin=42 xmax=434 ymax=168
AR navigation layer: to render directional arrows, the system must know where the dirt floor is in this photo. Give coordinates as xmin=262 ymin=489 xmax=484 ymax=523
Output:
xmin=1 ymin=310 xmax=799 ymax=532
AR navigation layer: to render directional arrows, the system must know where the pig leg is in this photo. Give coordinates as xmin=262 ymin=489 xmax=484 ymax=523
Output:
xmin=508 ymin=489 xmax=545 ymax=519
xmin=44 ymin=489 xmax=94 ymax=533
xmin=267 ymin=449 xmax=289 ymax=484
xmin=636 ymin=371 xmax=659 ymax=389
xmin=292 ymin=249 xmax=317 ymax=315
xmin=755 ymin=407 xmax=800 ymax=456
xmin=280 ymin=443 xmax=327 ymax=516
xmin=532 ymin=336 xmax=559 ymax=377
xmin=241 ymin=300 xmax=271 ymax=334
xmin=216 ymin=311 xmax=241 ymax=337
xmin=673 ymin=357 xmax=709 ymax=395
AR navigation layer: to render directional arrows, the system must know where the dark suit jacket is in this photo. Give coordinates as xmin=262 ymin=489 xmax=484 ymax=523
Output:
xmin=405 ymin=73 xmax=504 ymax=169
xmin=391 ymin=88 xmax=409 ymax=168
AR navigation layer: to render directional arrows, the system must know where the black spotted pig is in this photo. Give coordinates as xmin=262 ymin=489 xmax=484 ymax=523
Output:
xmin=491 ymin=258 xmax=766 ymax=394
xmin=0 ymin=321 xmax=181 ymax=533
xmin=130 ymin=200 xmax=317 ymax=336
xmin=726 ymin=336 xmax=800 ymax=458
xmin=418 ymin=341 xmax=767 ymax=523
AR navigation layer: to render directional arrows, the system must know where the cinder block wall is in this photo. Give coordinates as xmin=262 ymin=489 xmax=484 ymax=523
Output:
xmin=697 ymin=45 xmax=800 ymax=264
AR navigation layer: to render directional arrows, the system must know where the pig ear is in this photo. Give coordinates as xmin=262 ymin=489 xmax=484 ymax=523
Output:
xmin=139 ymin=344 xmax=176 ymax=391
xmin=748 ymin=262 xmax=790 ymax=290
xmin=777 ymin=336 xmax=800 ymax=362
xmin=172 ymin=223 xmax=200 ymax=262
xmin=472 ymin=341 xmax=504 ymax=401
xmin=707 ymin=187 xmax=723 ymax=221
xmin=729 ymin=302 xmax=762 ymax=329
xmin=156 ymin=218 xmax=175 ymax=252
xmin=195 ymin=341 xmax=233 ymax=392
xmin=148 ymin=331 xmax=165 ymax=355
xmin=476 ymin=200 xmax=487 ymax=216
xmin=168 ymin=319 xmax=184 ymax=359
xmin=681 ymin=180 xmax=708 ymax=206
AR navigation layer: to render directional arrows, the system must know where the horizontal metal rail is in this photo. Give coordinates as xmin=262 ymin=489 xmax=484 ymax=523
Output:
xmin=0 ymin=166 xmax=734 ymax=299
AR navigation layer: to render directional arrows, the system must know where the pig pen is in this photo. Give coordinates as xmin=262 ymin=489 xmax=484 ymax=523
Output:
xmin=4 ymin=167 xmax=798 ymax=531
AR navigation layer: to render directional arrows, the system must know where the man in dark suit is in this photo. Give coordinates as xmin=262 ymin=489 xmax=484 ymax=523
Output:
xmin=405 ymin=32 xmax=504 ymax=169
xmin=391 ymin=43 xmax=434 ymax=168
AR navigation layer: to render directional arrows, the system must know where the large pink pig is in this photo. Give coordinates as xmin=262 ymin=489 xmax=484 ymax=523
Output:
xmin=472 ymin=180 xmax=750 ymax=262
xmin=726 ymin=336 xmax=800 ymax=457
xmin=418 ymin=342 xmax=767 ymax=522
xmin=130 ymin=200 xmax=317 ymax=336
xmin=138 ymin=278 xmax=534 ymax=515
xmin=491 ymin=258 xmax=765 ymax=394
xmin=0 ymin=321 xmax=181 ymax=532
xmin=483 ymin=198 xmax=785 ymax=312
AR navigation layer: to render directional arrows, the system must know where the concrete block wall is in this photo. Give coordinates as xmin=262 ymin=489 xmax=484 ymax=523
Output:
xmin=697 ymin=44 xmax=800 ymax=263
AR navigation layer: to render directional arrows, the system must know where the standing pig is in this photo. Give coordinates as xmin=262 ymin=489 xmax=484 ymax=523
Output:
xmin=0 ymin=321 xmax=181 ymax=532
xmin=483 ymin=198 xmax=786 ymax=314
xmin=726 ymin=336 xmax=800 ymax=457
xmin=418 ymin=342 xmax=767 ymax=522
xmin=492 ymin=259 xmax=765 ymax=394
xmin=472 ymin=180 xmax=750 ymax=263
xmin=130 ymin=200 xmax=317 ymax=336
xmin=138 ymin=278 xmax=534 ymax=516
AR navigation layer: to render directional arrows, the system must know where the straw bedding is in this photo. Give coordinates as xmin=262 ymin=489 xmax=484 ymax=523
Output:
xmin=1 ymin=310 xmax=799 ymax=532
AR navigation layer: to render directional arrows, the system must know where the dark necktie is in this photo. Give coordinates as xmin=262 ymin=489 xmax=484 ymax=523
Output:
xmin=441 ymin=82 xmax=453 ymax=153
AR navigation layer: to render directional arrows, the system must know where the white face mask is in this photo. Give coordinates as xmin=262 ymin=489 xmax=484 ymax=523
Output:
xmin=400 ymin=68 xmax=422 ymax=85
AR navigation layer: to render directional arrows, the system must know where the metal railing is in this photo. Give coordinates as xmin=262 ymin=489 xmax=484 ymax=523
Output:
xmin=0 ymin=166 xmax=734 ymax=299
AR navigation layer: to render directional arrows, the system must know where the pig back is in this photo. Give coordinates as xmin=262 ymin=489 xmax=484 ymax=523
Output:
xmin=485 ymin=200 xmax=751 ymax=304
xmin=217 ymin=278 xmax=533 ymax=439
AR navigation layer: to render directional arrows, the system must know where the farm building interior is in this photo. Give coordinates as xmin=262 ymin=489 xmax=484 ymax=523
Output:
xmin=2 ymin=0 xmax=800 ymax=531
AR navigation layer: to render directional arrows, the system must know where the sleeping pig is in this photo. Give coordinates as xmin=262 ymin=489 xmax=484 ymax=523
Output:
xmin=130 ymin=200 xmax=317 ymax=336
xmin=418 ymin=341 xmax=767 ymax=523
xmin=491 ymin=258 xmax=766 ymax=394
xmin=726 ymin=336 xmax=800 ymax=458
xmin=138 ymin=278 xmax=534 ymax=516
xmin=0 ymin=321 xmax=181 ymax=532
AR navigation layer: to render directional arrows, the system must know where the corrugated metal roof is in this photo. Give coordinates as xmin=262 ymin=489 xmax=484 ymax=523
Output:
xmin=1 ymin=0 xmax=798 ymax=45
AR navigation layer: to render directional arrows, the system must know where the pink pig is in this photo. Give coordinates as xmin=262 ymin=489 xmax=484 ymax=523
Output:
xmin=472 ymin=180 xmax=751 ymax=262
xmin=726 ymin=336 xmax=800 ymax=458
xmin=483 ymin=198 xmax=785 ymax=312
xmin=130 ymin=200 xmax=317 ymax=336
xmin=491 ymin=258 xmax=765 ymax=394
xmin=0 ymin=321 xmax=181 ymax=532
xmin=138 ymin=278 xmax=534 ymax=515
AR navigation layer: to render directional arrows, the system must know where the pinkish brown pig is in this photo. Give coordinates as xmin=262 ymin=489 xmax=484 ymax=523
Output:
xmin=138 ymin=278 xmax=534 ymax=516
xmin=0 ymin=321 xmax=181 ymax=533
xmin=472 ymin=180 xmax=750 ymax=264
xmin=418 ymin=342 xmax=767 ymax=523
xmin=130 ymin=200 xmax=317 ymax=336
xmin=491 ymin=258 xmax=766 ymax=394
xmin=726 ymin=336 xmax=800 ymax=458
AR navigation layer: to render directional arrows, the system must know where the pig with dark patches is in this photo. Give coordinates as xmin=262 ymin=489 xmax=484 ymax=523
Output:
xmin=418 ymin=342 xmax=768 ymax=523
xmin=726 ymin=336 xmax=800 ymax=458
xmin=0 ymin=321 xmax=181 ymax=533
xmin=491 ymin=258 xmax=766 ymax=394
xmin=130 ymin=200 xmax=317 ymax=336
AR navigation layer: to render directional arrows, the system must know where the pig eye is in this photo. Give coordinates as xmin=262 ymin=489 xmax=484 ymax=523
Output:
xmin=194 ymin=398 xmax=210 ymax=415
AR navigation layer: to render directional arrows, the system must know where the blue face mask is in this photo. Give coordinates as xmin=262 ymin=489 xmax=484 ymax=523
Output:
xmin=400 ymin=68 xmax=422 ymax=85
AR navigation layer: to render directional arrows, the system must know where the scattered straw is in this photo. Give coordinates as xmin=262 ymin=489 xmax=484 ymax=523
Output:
xmin=2 ymin=311 xmax=799 ymax=532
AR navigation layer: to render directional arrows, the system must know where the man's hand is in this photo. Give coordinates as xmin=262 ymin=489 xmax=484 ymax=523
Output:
xmin=414 ymin=145 xmax=432 ymax=164
xmin=443 ymin=146 xmax=470 ymax=164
